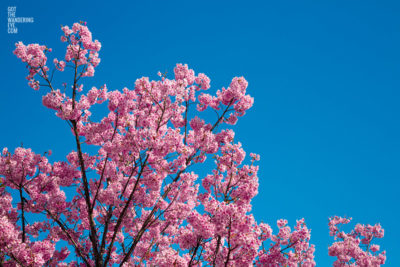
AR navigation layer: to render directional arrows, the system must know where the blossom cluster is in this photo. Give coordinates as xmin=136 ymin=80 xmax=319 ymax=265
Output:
xmin=0 ymin=148 xmax=71 ymax=266
xmin=13 ymin=42 xmax=50 ymax=90
xmin=60 ymin=22 xmax=101 ymax=77
xmin=256 ymin=219 xmax=316 ymax=266
xmin=328 ymin=216 xmax=386 ymax=266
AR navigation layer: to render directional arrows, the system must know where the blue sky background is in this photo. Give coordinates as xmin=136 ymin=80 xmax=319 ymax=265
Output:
xmin=1 ymin=0 xmax=399 ymax=265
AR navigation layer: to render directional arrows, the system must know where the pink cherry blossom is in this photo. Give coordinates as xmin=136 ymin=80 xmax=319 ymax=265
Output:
xmin=328 ymin=216 xmax=386 ymax=266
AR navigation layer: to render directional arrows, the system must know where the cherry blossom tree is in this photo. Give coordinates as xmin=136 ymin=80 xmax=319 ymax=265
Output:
xmin=0 ymin=22 xmax=385 ymax=266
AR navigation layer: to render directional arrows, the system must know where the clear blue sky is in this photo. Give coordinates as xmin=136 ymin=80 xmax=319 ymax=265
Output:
xmin=1 ymin=0 xmax=399 ymax=265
